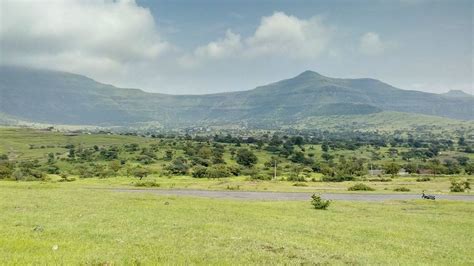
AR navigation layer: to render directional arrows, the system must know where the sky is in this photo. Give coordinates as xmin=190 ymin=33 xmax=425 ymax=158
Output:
xmin=0 ymin=0 xmax=472 ymax=95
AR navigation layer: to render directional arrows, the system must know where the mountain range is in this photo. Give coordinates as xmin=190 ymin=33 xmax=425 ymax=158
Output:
xmin=0 ymin=66 xmax=472 ymax=128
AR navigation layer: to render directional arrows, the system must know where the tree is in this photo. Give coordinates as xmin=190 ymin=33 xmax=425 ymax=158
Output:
xmin=455 ymin=156 xmax=469 ymax=166
xmin=197 ymin=146 xmax=212 ymax=159
xmin=205 ymin=165 xmax=231 ymax=178
xmin=321 ymin=143 xmax=329 ymax=152
xmin=428 ymin=159 xmax=445 ymax=176
xmin=132 ymin=167 xmax=150 ymax=180
xmin=465 ymin=163 xmax=474 ymax=175
xmin=0 ymin=161 xmax=14 ymax=179
xmin=164 ymin=150 xmax=173 ymax=161
xmin=235 ymin=148 xmax=258 ymax=167
xmin=384 ymin=162 xmax=401 ymax=177
xmin=47 ymin=153 xmax=55 ymax=164
xmin=191 ymin=165 xmax=207 ymax=178
xmin=443 ymin=159 xmax=461 ymax=175
xmin=321 ymin=152 xmax=334 ymax=162
xmin=108 ymin=160 xmax=122 ymax=174
xmin=167 ymin=157 xmax=189 ymax=175
xmin=68 ymin=148 xmax=75 ymax=159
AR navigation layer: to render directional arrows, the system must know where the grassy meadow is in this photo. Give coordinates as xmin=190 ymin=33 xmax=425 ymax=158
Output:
xmin=1 ymin=126 xmax=473 ymax=264
xmin=1 ymin=181 xmax=473 ymax=265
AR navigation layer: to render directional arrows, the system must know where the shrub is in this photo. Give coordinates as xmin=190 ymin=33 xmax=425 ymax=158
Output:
xmin=134 ymin=181 xmax=160 ymax=187
xmin=132 ymin=167 xmax=150 ymax=180
xmin=393 ymin=187 xmax=410 ymax=192
xmin=58 ymin=173 xmax=76 ymax=182
xmin=166 ymin=157 xmax=189 ymax=175
xmin=250 ymin=172 xmax=272 ymax=180
xmin=321 ymin=175 xmax=354 ymax=182
xmin=287 ymin=173 xmax=305 ymax=182
xmin=205 ymin=164 xmax=231 ymax=178
xmin=348 ymin=183 xmax=375 ymax=191
xmin=293 ymin=182 xmax=308 ymax=187
xmin=227 ymin=165 xmax=241 ymax=176
xmin=235 ymin=149 xmax=258 ymax=167
xmin=191 ymin=165 xmax=207 ymax=178
xmin=368 ymin=178 xmax=392 ymax=182
xmin=311 ymin=194 xmax=330 ymax=210
xmin=416 ymin=177 xmax=431 ymax=182
xmin=226 ymin=185 xmax=240 ymax=190
xmin=450 ymin=179 xmax=470 ymax=192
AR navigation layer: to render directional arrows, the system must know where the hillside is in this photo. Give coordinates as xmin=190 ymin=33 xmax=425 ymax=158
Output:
xmin=0 ymin=66 xmax=473 ymax=127
xmin=292 ymin=111 xmax=474 ymax=132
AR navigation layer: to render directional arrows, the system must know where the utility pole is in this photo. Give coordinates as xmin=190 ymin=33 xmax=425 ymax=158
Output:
xmin=273 ymin=160 xmax=277 ymax=180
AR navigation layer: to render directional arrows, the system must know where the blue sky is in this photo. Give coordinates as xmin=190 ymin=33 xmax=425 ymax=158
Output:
xmin=1 ymin=0 xmax=472 ymax=94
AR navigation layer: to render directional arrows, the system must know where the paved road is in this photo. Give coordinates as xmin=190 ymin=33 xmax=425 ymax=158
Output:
xmin=113 ymin=188 xmax=474 ymax=202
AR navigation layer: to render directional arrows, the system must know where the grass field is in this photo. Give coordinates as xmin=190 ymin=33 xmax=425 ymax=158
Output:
xmin=1 ymin=181 xmax=473 ymax=265
xmin=1 ymin=126 xmax=473 ymax=264
xmin=33 ymin=174 xmax=470 ymax=195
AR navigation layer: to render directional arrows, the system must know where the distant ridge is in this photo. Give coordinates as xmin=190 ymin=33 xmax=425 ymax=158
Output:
xmin=0 ymin=65 xmax=473 ymax=127
xmin=442 ymin=90 xmax=473 ymax=98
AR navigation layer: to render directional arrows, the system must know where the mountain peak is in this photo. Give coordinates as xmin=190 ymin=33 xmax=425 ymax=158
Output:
xmin=296 ymin=70 xmax=325 ymax=78
xmin=442 ymin=90 xmax=472 ymax=98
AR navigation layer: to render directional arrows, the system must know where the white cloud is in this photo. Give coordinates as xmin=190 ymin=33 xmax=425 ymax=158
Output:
xmin=245 ymin=12 xmax=331 ymax=59
xmin=0 ymin=0 xmax=169 ymax=76
xmin=359 ymin=32 xmax=386 ymax=55
xmin=194 ymin=30 xmax=242 ymax=59
xmin=186 ymin=11 xmax=332 ymax=65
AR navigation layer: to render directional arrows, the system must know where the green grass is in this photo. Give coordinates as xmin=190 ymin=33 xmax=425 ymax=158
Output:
xmin=39 ymin=174 xmax=468 ymax=195
xmin=0 ymin=181 xmax=473 ymax=264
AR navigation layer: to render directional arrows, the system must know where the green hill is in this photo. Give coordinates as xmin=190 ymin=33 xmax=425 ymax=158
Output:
xmin=0 ymin=66 xmax=472 ymax=128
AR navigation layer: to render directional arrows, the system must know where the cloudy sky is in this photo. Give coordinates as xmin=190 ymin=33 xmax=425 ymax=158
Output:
xmin=0 ymin=0 xmax=472 ymax=94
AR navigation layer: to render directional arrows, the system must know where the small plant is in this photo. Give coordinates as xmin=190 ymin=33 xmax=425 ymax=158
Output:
xmin=134 ymin=181 xmax=160 ymax=187
xmin=416 ymin=177 xmax=431 ymax=182
xmin=58 ymin=173 xmax=75 ymax=182
xmin=348 ymin=183 xmax=375 ymax=191
xmin=311 ymin=194 xmax=330 ymax=210
xmin=368 ymin=178 xmax=392 ymax=182
xmin=321 ymin=175 xmax=354 ymax=182
xmin=226 ymin=185 xmax=240 ymax=190
xmin=293 ymin=182 xmax=308 ymax=187
xmin=287 ymin=174 xmax=306 ymax=182
xmin=393 ymin=186 xmax=410 ymax=192
xmin=450 ymin=179 xmax=470 ymax=192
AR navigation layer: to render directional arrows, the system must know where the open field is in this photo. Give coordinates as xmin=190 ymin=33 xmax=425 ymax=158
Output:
xmin=1 ymin=181 xmax=473 ymax=265
xmin=1 ymin=126 xmax=473 ymax=264
xmin=28 ymin=174 xmax=473 ymax=195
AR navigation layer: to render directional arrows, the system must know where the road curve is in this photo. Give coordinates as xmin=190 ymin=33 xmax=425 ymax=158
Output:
xmin=112 ymin=188 xmax=474 ymax=202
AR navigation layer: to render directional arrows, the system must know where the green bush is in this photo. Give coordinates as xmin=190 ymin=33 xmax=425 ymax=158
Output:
xmin=416 ymin=177 xmax=431 ymax=182
xmin=348 ymin=183 xmax=375 ymax=191
xmin=205 ymin=164 xmax=232 ymax=178
xmin=450 ymin=179 xmax=470 ymax=192
xmin=322 ymin=175 xmax=354 ymax=182
xmin=134 ymin=181 xmax=161 ymax=187
xmin=293 ymin=182 xmax=308 ymax=187
xmin=191 ymin=165 xmax=207 ymax=178
xmin=368 ymin=178 xmax=392 ymax=182
xmin=250 ymin=172 xmax=272 ymax=180
xmin=393 ymin=187 xmax=410 ymax=192
xmin=311 ymin=194 xmax=330 ymax=210
xmin=287 ymin=173 xmax=305 ymax=182
xmin=226 ymin=185 xmax=240 ymax=190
